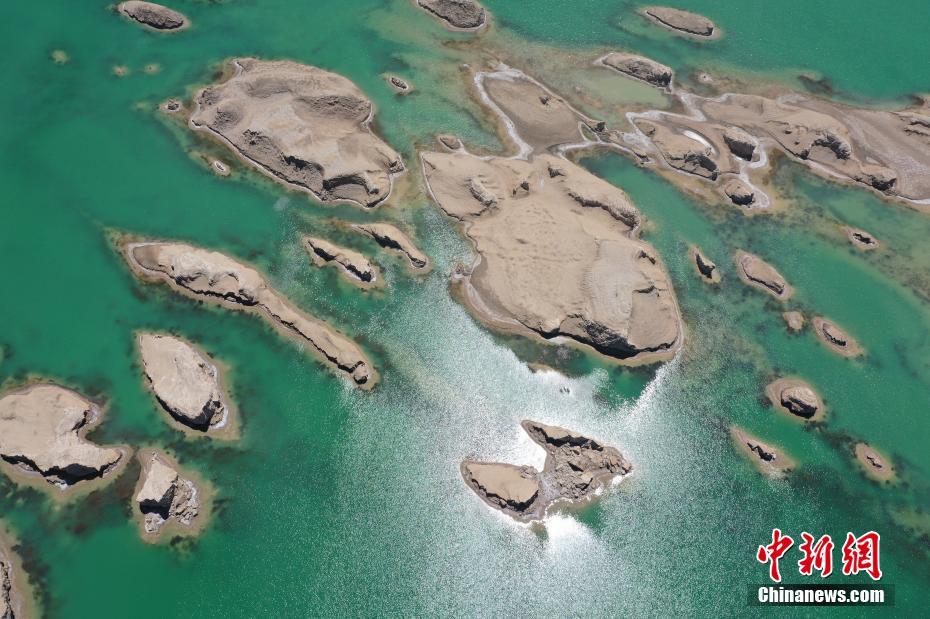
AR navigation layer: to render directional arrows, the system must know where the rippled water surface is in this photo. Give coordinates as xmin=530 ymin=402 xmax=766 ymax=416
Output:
xmin=1 ymin=1 xmax=929 ymax=616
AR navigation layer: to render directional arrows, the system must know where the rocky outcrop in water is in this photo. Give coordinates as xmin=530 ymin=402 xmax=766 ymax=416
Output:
xmin=735 ymin=250 xmax=792 ymax=299
xmin=854 ymin=443 xmax=895 ymax=482
xmin=137 ymin=333 xmax=231 ymax=433
xmin=416 ymin=0 xmax=487 ymax=30
xmin=845 ymin=227 xmax=879 ymax=250
xmin=635 ymin=120 xmax=719 ymax=179
xmin=730 ymin=426 xmax=794 ymax=478
xmin=600 ymin=52 xmax=673 ymax=88
xmin=812 ymin=317 xmax=862 ymax=357
xmin=0 ymin=384 xmax=125 ymax=489
xmin=642 ymin=6 xmax=717 ymax=37
xmin=135 ymin=451 xmax=201 ymax=538
xmin=422 ymin=150 xmax=681 ymax=361
xmin=351 ymin=223 xmax=429 ymax=271
xmin=461 ymin=420 xmax=632 ymax=521
xmin=782 ymin=311 xmax=805 ymax=332
xmin=722 ymin=126 xmax=756 ymax=160
xmin=766 ymin=378 xmax=824 ymax=421
xmin=117 ymin=2 xmax=188 ymax=31
xmin=304 ymin=236 xmax=380 ymax=287
xmin=190 ymin=59 xmax=404 ymax=208
xmin=690 ymin=246 xmax=719 ymax=283
xmin=386 ymin=75 xmax=412 ymax=95
xmin=124 ymin=241 xmax=377 ymax=387
xmin=722 ymin=177 xmax=755 ymax=206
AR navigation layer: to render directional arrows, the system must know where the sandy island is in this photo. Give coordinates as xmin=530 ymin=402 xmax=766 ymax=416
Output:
xmin=730 ymin=426 xmax=795 ymax=479
xmin=122 ymin=239 xmax=377 ymax=388
xmin=854 ymin=443 xmax=896 ymax=483
xmin=766 ymin=378 xmax=825 ymax=422
xmin=461 ymin=420 xmax=632 ymax=522
xmin=690 ymin=246 xmax=720 ymax=284
xmin=421 ymin=65 xmax=682 ymax=363
xmin=0 ymin=383 xmax=130 ymax=498
xmin=415 ymin=0 xmax=488 ymax=31
xmin=351 ymin=223 xmax=429 ymax=272
xmin=735 ymin=250 xmax=793 ymax=300
xmin=641 ymin=6 xmax=719 ymax=39
xmin=189 ymin=58 xmax=404 ymax=208
xmin=812 ymin=317 xmax=863 ymax=357
xmin=303 ymin=236 xmax=382 ymax=289
xmin=117 ymin=2 xmax=189 ymax=32
xmin=133 ymin=449 xmax=212 ymax=542
xmin=0 ymin=524 xmax=37 ymax=619
xmin=137 ymin=332 xmax=239 ymax=439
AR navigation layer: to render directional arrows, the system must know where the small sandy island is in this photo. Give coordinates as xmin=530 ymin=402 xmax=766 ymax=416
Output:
xmin=123 ymin=240 xmax=377 ymax=388
xmin=0 ymin=384 xmax=128 ymax=494
xmin=845 ymin=227 xmax=879 ymax=250
xmin=351 ymin=223 xmax=429 ymax=271
xmin=137 ymin=332 xmax=237 ymax=437
xmin=190 ymin=58 xmax=404 ymax=208
xmin=461 ymin=420 xmax=632 ymax=522
xmin=766 ymin=378 xmax=825 ymax=421
xmin=0 ymin=525 xmax=35 ymax=619
xmin=304 ymin=236 xmax=381 ymax=288
xmin=385 ymin=75 xmax=412 ymax=95
xmin=730 ymin=426 xmax=795 ymax=478
xmin=782 ymin=310 xmax=805 ymax=332
xmin=134 ymin=450 xmax=210 ymax=542
xmin=641 ymin=6 xmax=718 ymax=39
xmin=117 ymin=1 xmax=189 ymax=31
xmin=854 ymin=442 xmax=895 ymax=483
xmin=735 ymin=250 xmax=793 ymax=300
xmin=690 ymin=246 xmax=720 ymax=284
xmin=599 ymin=52 xmax=673 ymax=88
xmin=416 ymin=0 xmax=487 ymax=31
xmin=812 ymin=317 xmax=862 ymax=357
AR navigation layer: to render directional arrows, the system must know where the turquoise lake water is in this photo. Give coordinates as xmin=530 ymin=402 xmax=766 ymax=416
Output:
xmin=1 ymin=1 xmax=928 ymax=616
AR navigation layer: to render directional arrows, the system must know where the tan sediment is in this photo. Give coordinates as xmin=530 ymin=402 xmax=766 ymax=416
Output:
xmin=0 ymin=383 xmax=130 ymax=500
xmin=735 ymin=250 xmax=793 ymax=300
xmin=385 ymin=74 xmax=413 ymax=95
xmin=189 ymin=58 xmax=404 ymax=209
xmin=132 ymin=449 xmax=213 ymax=543
xmin=765 ymin=378 xmax=825 ymax=422
xmin=598 ymin=52 xmax=673 ymax=89
xmin=136 ymin=332 xmax=239 ymax=440
xmin=303 ymin=235 xmax=382 ymax=289
xmin=121 ymin=238 xmax=378 ymax=389
xmin=730 ymin=426 xmax=795 ymax=479
xmin=854 ymin=443 xmax=896 ymax=483
xmin=812 ymin=317 xmax=863 ymax=358
xmin=844 ymin=227 xmax=880 ymax=251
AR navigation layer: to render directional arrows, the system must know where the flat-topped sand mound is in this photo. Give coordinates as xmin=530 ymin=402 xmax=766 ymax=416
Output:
xmin=730 ymin=426 xmax=795 ymax=478
xmin=124 ymin=240 xmax=377 ymax=388
xmin=766 ymin=378 xmax=825 ymax=421
xmin=641 ymin=6 xmax=718 ymax=38
xmin=304 ymin=236 xmax=381 ymax=288
xmin=351 ymin=223 xmax=429 ymax=271
xmin=134 ymin=450 xmax=209 ymax=541
xmin=735 ymin=250 xmax=792 ymax=300
xmin=190 ymin=58 xmax=404 ymax=208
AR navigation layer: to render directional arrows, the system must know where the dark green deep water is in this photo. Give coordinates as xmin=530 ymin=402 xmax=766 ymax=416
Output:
xmin=1 ymin=1 xmax=929 ymax=616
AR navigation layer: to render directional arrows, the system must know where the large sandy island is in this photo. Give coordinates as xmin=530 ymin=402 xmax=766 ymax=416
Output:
xmin=123 ymin=240 xmax=377 ymax=388
xmin=190 ymin=58 xmax=404 ymax=208
xmin=421 ymin=67 xmax=682 ymax=362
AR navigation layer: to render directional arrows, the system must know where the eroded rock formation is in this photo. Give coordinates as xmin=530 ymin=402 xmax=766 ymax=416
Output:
xmin=730 ymin=426 xmax=794 ymax=478
xmin=416 ymin=0 xmax=487 ymax=31
xmin=124 ymin=241 xmax=377 ymax=387
xmin=854 ymin=443 xmax=895 ymax=482
xmin=0 ymin=384 xmax=125 ymax=489
xmin=600 ymin=52 xmax=673 ymax=88
xmin=138 ymin=333 xmax=231 ymax=433
xmin=117 ymin=1 xmax=188 ymax=31
xmin=135 ymin=451 xmax=201 ymax=538
xmin=351 ymin=223 xmax=429 ymax=271
xmin=461 ymin=420 xmax=631 ymax=521
xmin=690 ymin=246 xmax=719 ymax=283
xmin=190 ymin=59 xmax=404 ymax=208
xmin=735 ymin=250 xmax=792 ymax=300
xmin=812 ymin=317 xmax=862 ymax=357
xmin=304 ymin=236 xmax=380 ymax=287
xmin=766 ymin=378 xmax=824 ymax=421
xmin=641 ymin=6 xmax=717 ymax=38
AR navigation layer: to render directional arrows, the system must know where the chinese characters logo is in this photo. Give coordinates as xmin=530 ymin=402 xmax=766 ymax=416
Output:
xmin=757 ymin=529 xmax=882 ymax=582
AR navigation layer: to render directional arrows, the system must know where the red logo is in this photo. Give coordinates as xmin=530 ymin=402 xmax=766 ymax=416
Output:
xmin=758 ymin=530 xmax=881 ymax=582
